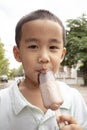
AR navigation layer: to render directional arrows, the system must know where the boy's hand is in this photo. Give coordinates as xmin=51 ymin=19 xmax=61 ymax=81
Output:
xmin=56 ymin=115 xmax=83 ymax=130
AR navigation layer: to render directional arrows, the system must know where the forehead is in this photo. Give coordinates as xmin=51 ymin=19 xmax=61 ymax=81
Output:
xmin=21 ymin=19 xmax=63 ymax=37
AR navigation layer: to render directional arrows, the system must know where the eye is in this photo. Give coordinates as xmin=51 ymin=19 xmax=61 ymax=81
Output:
xmin=28 ymin=45 xmax=38 ymax=49
xmin=50 ymin=46 xmax=58 ymax=49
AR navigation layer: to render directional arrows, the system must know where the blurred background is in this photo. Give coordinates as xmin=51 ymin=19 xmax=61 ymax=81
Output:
xmin=0 ymin=0 xmax=87 ymax=104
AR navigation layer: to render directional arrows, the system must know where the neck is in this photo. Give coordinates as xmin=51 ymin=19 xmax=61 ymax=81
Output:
xmin=21 ymin=77 xmax=39 ymax=89
xmin=18 ymin=79 xmax=47 ymax=112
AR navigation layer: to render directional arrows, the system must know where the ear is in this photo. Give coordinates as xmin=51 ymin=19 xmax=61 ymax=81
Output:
xmin=60 ymin=47 xmax=66 ymax=63
xmin=13 ymin=46 xmax=22 ymax=62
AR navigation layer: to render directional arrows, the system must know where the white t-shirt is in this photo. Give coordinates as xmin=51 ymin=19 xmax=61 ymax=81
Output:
xmin=0 ymin=81 xmax=87 ymax=130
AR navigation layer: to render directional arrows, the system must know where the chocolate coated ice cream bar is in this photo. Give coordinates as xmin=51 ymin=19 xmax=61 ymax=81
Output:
xmin=39 ymin=71 xmax=63 ymax=110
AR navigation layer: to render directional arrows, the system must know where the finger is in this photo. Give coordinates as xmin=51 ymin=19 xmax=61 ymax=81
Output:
xmin=58 ymin=114 xmax=77 ymax=125
xmin=60 ymin=124 xmax=83 ymax=130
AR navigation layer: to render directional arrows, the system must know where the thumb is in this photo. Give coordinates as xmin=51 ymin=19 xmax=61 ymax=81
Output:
xmin=57 ymin=114 xmax=77 ymax=125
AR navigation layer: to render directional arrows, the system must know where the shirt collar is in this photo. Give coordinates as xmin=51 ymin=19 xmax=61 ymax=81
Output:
xmin=10 ymin=82 xmax=30 ymax=115
xmin=10 ymin=82 xmax=46 ymax=115
xmin=10 ymin=81 xmax=71 ymax=115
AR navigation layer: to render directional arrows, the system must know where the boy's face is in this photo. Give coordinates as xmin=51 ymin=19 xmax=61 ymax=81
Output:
xmin=13 ymin=20 xmax=66 ymax=85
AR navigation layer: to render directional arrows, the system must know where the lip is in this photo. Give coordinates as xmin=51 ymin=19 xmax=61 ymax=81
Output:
xmin=38 ymin=69 xmax=48 ymax=74
xmin=37 ymin=69 xmax=48 ymax=84
xmin=36 ymin=64 xmax=52 ymax=75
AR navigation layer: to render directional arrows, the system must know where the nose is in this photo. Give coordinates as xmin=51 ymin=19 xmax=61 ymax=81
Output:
xmin=38 ymin=49 xmax=50 ymax=64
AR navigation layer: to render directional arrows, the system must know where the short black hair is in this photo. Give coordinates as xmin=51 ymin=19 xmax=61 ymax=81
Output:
xmin=15 ymin=9 xmax=66 ymax=47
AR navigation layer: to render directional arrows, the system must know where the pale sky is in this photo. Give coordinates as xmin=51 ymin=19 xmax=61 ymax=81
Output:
xmin=0 ymin=0 xmax=87 ymax=69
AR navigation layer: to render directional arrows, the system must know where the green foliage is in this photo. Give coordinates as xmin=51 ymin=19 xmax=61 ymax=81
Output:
xmin=9 ymin=65 xmax=24 ymax=78
xmin=0 ymin=40 xmax=9 ymax=76
xmin=62 ymin=14 xmax=87 ymax=85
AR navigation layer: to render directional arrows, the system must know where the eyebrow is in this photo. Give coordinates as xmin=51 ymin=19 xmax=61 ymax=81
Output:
xmin=24 ymin=37 xmax=61 ymax=44
xmin=48 ymin=38 xmax=61 ymax=44
xmin=25 ymin=37 xmax=40 ymax=43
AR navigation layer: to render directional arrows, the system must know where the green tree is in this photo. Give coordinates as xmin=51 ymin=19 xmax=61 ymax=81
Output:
xmin=0 ymin=40 xmax=9 ymax=76
xmin=62 ymin=14 xmax=87 ymax=85
xmin=9 ymin=65 xmax=24 ymax=79
xmin=17 ymin=65 xmax=24 ymax=76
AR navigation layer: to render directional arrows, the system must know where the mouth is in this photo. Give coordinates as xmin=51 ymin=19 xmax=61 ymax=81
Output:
xmin=39 ymin=69 xmax=48 ymax=73
xmin=37 ymin=69 xmax=48 ymax=84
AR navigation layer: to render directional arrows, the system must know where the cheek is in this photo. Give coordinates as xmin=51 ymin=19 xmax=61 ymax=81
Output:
xmin=52 ymin=56 xmax=61 ymax=73
xmin=21 ymin=55 xmax=36 ymax=73
xmin=22 ymin=58 xmax=35 ymax=71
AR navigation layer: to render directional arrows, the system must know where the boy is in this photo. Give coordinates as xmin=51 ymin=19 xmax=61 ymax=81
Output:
xmin=0 ymin=9 xmax=87 ymax=130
